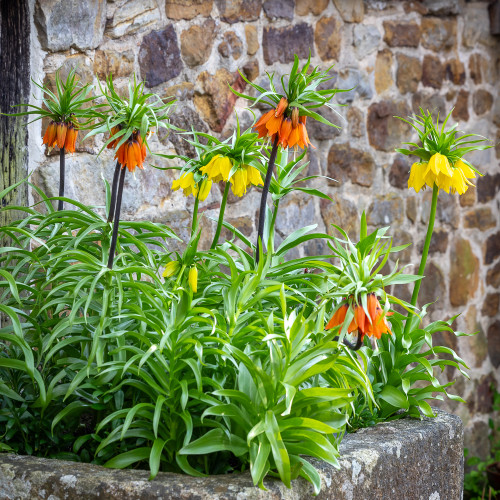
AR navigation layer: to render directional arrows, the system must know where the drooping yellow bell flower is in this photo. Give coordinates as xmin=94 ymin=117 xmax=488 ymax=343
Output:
xmin=426 ymin=153 xmax=453 ymax=178
xmin=200 ymin=155 xmax=232 ymax=183
xmin=188 ymin=266 xmax=198 ymax=293
xmin=408 ymin=162 xmax=428 ymax=193
xmin=198 ymin=179 xmax=212 ymax=201
xmin=172 ymin=172 xmax=198 ymax=198
xmin=163 ymin=260 xmax=180 ymax=278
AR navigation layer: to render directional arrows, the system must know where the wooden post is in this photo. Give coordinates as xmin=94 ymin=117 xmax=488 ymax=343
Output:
xmin=0 ymin=0 xmax=31 ymax=242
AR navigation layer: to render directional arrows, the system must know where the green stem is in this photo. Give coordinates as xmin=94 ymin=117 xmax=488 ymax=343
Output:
xmin=58 ymin=147 xmax=65 ymax=211
xmin=403 ymin=183 xmax=439 ymax=336
xmin=191 ymin=194 xmax=200 ymax=236
xmin=269 ymin=199 xmax=280 ymax=247
xmin=210 ymin=181 xmax=230 ymax=249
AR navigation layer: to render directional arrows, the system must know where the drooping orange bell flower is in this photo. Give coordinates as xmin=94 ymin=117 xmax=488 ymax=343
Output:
xmin=114 ymin=131 xmax=147 ymax=172
xmin=42 ymin=121 xmax=58 ymax=148
xmin=326 ymin=294 xmax=392 ymax=341
xmin=42 ymin=120 xmax=78 ymax=152
xmin=64 ymin=124 xmax=78 ymax=153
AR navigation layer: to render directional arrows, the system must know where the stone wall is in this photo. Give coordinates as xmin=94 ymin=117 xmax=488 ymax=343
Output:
xmin=27 ymin=0 xmax=500 ymax=455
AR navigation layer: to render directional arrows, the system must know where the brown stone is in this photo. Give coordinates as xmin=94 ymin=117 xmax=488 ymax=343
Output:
xmin=375 ymin=49 xmax=393 ymax=94
xmin=46 ymin=54 xmax=94 ymax=87
xmin=422 ymin=54 xmax=444 ymax=89
xmin=367 ymin=100 xmax=411 ymax=152
xmin=423 ymin=0 xmax=462 ymax=16
xmin=404 ymin=1 xmax=429 ymax=15
xmin=383 ymin=20 xmax=421 ymax=47
xmin=314 ymin=16 xmax=342 ymax=62
xmin=463 ymin=207 xmax=496 ymax=230
xmin=139 ymin=25 xmax=183 ymax=87
xmin=242 ymin=59 xmax=260 ymax=82
xmin=418 ymin=261 xmax=445 ymax=308
xmin=321 ymin=196 xmax=359 ymax=240
xmin=263 ymin=23 xmax=314 ymax=64
xmin=296 ymin=0 xmax=328 ymax=15
xmin=463 ymin=306 xmax=488 ymax=368
xmin=469 ymin=53 xmax=487 ymax=84
xmin=412 ymin=91 xmax=446 ymax=117
xmin=459 ymin=187 xmax=475 ymax=207
xmin=263 ymin=0 xmax=294 ymax=20
xmin=347 ymin=107 xmax=364 ymax=138
xmin=472 ymin=374 xmax=496 ymax=414
xmin=488 ymin=320 xmax=500 ymax=368
xmin=482 ymin=293 xmax=499 ymax=318
xmin=218 ymin=31 xmax=243 ymax=60
xmin=396 ymin=54 xmax=422 ymax=94
xmin=180 ymin=20 xmax=216 ymax=67
xmin=445 ymin=59 xmax=465 ymax=85
xmin=463 ymin=3 xmax=494 ymax=49
xmin=215 ymin=0 xmax=262 ymax=23
xmin=389 ymin=154 xmax=410 ymax=190
xmin=485 ymin=231 xmax=500 ymax=265
xmin=421 ymin=17 xmax=457 ymax=52
xmin=245 ymin=25 xmax=259 ymax=55
xmin=418 ymin=229 xmax=449 ymax=255
xmin=108 ymin=0 xmax=159 ymax=37
xmin=451 ymin=90 xmax=469 ymax=122
xmin=367 ymin=194 xmax=404 ymax=227
xmin=194 ymin=69 xmax=246 ymax=132
xmin=306 ymin=107 xmax=342 ymax=141
xmin=165 ymin=0 xmax=213 ymax=19
xmin=487 ymin=261 xmax=500 ymax=288
xmin=327 ymin=143 xmax=374 ymax=187
xmin=406 ymin=196 xmax=417 ymax=224
xmin=421 ymin=191 xmax=459 ymax=229
xmin=221 ymin=216 xmax=254 ymax=241
xmin=94 ymin=49 xmax=134 ymax=80
xmin=332 ymin=0 xmax=364 ymax=22
xmin=450 ymin=238 xmax=479 ymax=307
xmin=477 ymin=173 xmax=500 ymax=203
xmin=162 ymin=82 xmax=195 ymax=102
xmin=473 ymin=89 xmax=493 ymax=116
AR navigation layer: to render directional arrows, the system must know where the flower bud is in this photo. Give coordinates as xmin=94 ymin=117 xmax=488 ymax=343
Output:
xmin=188 ymin=266 xmax=198 ymax=293
xmin=162 ymin=260 xmax=180 ymax=278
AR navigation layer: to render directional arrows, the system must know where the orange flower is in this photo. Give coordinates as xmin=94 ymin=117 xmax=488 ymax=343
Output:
xmin=42 ymin=121 xmax=58 ymax=148
xmin=326 ymin=294 xmax=392 ymax=341
xmin=56 ymin=122 xmax=67 ymax=149
xmin=64 ymin=124 xmax=78 ymax=153
xmin=253 ymin=100 xmax=313 ymax=150
xmin=107 ymin=126 xmax=122 ymax=149
xmin=114 ymin=131 xmax=146 ymax=172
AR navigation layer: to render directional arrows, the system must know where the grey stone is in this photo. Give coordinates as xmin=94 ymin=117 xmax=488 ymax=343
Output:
xmin=35 ymin=0 xmax=106 ymax=51
xmin=0 ymin=410 xmax=464 ymax=499
xmin=107 ymin=0 xmax=159 ymax=38
xmin=263 ymin=0 xmax=295 ymax=20
xmin=336 ymin=67 xmax=373 ymax=104
xmin=423 ymin=0 xmax=462 ymax=16
xmin=263 ymin=23 xmax=314 ymax=65
xmin=353 ymin=24 xmax=381 ymax=57
xmin=139 ymin=26 xmax=183 ymax=88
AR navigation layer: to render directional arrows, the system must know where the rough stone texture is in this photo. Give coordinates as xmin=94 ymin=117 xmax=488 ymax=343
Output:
xmin=107 ymin=0 xmax=159 ymax=38
xmin=263 ymin=23 xmax=314 ymax=64
xmin=488 ymin=320 xmax=500 ymax=368
xmin=367 ymin=194 xmax=404 ymax=226
xmin=215 ymin=0 xmax=262 ymax=24
xmin=35 ymin=0 xmax=106 ymax=51
xmin=367 ymin=100 xmax=411 ymax=152
xmin=165 ymin=0 xmax=213 ymax=20
xmin=422 ymin=54 xmax=444 ymax=89
xmin=332 ymin=0 xmax=364 ymax=23
xmin=485 ymin=231 xmax=500 ymax=265
xmin=295 ymin=0 xmax=328 ymax=16
xmin=94 ymin=49 xmax=134 ymax=80
xmin=194 ymin=69 xmax=246 ymax=132
xmin=452 ymin=89 xmax=470 ymax=122
xmin=327 ymin=142 xmax=374 ymax=187
xmin=263 ymin=0 xmax=294 ymax=20
xmin=181 ymin=20 xmax=217 ymax=67
xmin=389 ymin=154 xmax=410 ymax=190
xmin=418 ymin=228 xmax=449 ymax=255
xmin=383 ymin=20 xmax=421 ymax=47
xmin=314 ymin=16 xmax=342 ymax=62
xmin=412 ymin=91 xmax=446 ymax=117
xmin=419 ymin=261 xmax=446 ymax=307
xmin=245 ymin=25 xmax=259 ymax=56
xmin=477 ymin=173 xmax=500 ymax=203
xmin=0 ymin=410 xmax=464 ymax=500
xmin=421 ymin=17 xmax=457 ymax=52
xmin=473 ymin=89 xmax=493 ymax=116
xmin=463 ymin=207 xmax=496 ymax=230
xmin=445 ymin=58 xmax=465 ymax=85
xmin=218 ymin=31 xmax=243 ymax=60
xmin=352 ymin=24 xmax=381 ymax=57
xmin=139 ymin=26 xmax=183 ymax=87
xmin=483 ymin=293 xmax=500 ymax=318
xmin=450 ymin=238 xmax=479 ymax=307
xmin=374 ymin=49 xmax=393 ymax=94
xmin=396 ymin=54 xmax=421 ymax=94
xmin=321 ymin=196 xmax=359 ymax=240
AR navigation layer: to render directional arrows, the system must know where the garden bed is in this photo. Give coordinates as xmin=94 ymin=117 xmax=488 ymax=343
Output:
xmin=0 ymin=409 xmax=463 ymax=500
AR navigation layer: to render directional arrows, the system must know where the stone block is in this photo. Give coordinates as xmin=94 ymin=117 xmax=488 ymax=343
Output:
xmin=487 ymin=261 xmax=500 ymax=288
xmin=485 ymin=231 xmax=500 ymax=265
xmin=139 ymin=26 xmax=183 ymax=88
xmin=94 ymin=49 xmax=134 ymax=80
xmin=107 ymin=0 xmax=159 ymax=38
xmin=263 ymin=23 xmax=314 ymax=64
xmin=332 ymin=0 xmax=364 ymax=22
xmin=419 ymin=261 xmax=445 ymax=307
xmin=367 ymin=100 xmax=411 ymax=152
xmin=321 ymin=197 xmax=359 ymax=240
xmin=450 ymin=238 xmax=479 ymax=307
xmin=396 ymin=54 xmax=422 ymax=94
xmin=352 ymin=24 xmax=381 ymax=57
xmin=263 ymin=0 xmax=294 ymax=20
xmin=383 ymin=20 xmax=421 ymax=47
xmin=314 ymin=16 xmax=342 ymax=62
xmin=473 ymin=89 xmax=493 ymax=116
xmin=347 ymin=107 xmax=364 ymax=137
xmin=218 ymin=31 xmax=243 ymax=59
xmin=482 ymin=293 xmax=499 ymax=318
xmin=463 ymin=207 xmax=496 ymax=231
xmin=327 ymin=142 xmax=374 ymax=187
xmin=245 ymin=25 xmax=259 ymax=55
xmin=215 ymin=0 xmax=262 ymax=23
xmin=375 ymin=49 xmax=393 ymax=94
xmin=367 ymin=194 xmax=404 ymax=226
xmin=423 ymin=0 xmax=462 ymax=16
xmin=181 ymin=20 xmax=217 ymax=67
xmin=488 ymin=320 xmax=500 ymax=368
xmin=165 ymin=0 xmax=213 ymax=19
xmin=421 ymin=17 xmax=457 ymax=52
xmin=336 ymin=67 xmax=373 ymax=104
xmin=477 ymin=173 xmax=500 ymax=203
xmin=412 ymin=91 xmax=446 ymax=117
xmin=295 ymin=0 xmax=328 ymax=16
xmin=451 ymin=89 xmax=469 ymax=122
xmin=445 ymin=58 xmax=465 ymax=85
xmin=389 ymin=154 xmax=410 ymax=190
xmin=35 ymin=0 xmax=106 ymax=51
xmin=422 ymin=54 xmax=444 ymax=89
xmin=418 ymin=229 xmax=449 ymax=255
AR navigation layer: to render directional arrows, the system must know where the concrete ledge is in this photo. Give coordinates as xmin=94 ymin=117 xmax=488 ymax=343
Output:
xmin=0 ymin=409 xmax=463 ymax=499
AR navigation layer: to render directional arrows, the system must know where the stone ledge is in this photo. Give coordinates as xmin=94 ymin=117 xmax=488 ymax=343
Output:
xmin=0 ymin=409 xmax=463 ymax=500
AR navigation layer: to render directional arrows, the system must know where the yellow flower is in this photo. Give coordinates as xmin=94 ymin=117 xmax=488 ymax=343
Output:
xmin=163 ymin=260 xmax=180 ymax=278
xmin=198 ymin=179 xmax=212 ymax=201
xmin=172 ymin=172 xmax=198 ymax=198
xmin=229 ymin=165 xmax=263 ymax=197
xmin=230 ymin=168 xmax=248 ymax=197
xmin=426 ymin=153 xmax=453 ymax=178
xmin=188 ymin=266 xmax=198 ymax=293
xmin=200 ymin=155 xmax=232 ymax=183
xmin=408 ymin=162 xmax=428 ymax=193
xmin=455 ymin=158 xmax=476 ymax=179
